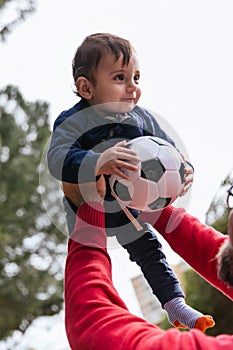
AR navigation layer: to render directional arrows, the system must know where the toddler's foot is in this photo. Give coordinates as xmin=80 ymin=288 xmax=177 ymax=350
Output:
xmin=164 ymin=297 xmax=215 ymax=332
xmin=194 ymin=315 xmax=215 ymax=332
xmin=174 ymin=315 xmax=215 ymax=332
xmin=173 ymin=320 xmax=187 ymax=329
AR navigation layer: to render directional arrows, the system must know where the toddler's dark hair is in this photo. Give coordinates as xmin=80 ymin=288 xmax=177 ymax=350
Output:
xmin=72 ymin=33 xmax=134 ymax=95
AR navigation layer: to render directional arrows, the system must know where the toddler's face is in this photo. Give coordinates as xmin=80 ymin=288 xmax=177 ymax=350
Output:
xmin=89 ymin=52 xmax=141 ymax=114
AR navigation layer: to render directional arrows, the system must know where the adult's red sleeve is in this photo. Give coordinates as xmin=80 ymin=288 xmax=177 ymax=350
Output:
xmin=140 ymin=206 xmax=233 ymax=300
xmin=64 ymin=202 xmax=233 ymax=350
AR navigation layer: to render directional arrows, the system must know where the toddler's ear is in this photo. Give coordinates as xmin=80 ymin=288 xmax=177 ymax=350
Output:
xmin=76 ymin=77 xmax=93 ymax=99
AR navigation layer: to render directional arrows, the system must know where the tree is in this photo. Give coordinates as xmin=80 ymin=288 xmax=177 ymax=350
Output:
xmin=0 ymin=85 xmax=66 ymax=339
xmin=184 ymin=269 xmax=233 ymax=336
xmin=206 ymin=172 xmax=233 ymax=229
xmin=0 ymin=0 xmax=36 ymax=41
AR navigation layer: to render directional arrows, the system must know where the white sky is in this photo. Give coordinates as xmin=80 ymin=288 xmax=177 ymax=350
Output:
xmin=1 ymin=0 xmax=233 ymax=348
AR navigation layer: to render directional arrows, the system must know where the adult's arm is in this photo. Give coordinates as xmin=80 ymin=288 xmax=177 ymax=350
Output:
xmin=64 ymin=202 xmax=233 ymax=350
xmin=141 ymin=206 xmax=233 ymax=300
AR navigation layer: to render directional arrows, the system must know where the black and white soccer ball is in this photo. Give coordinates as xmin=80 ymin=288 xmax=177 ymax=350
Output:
xmin=110 ymin=136 xmax=186 ymax=211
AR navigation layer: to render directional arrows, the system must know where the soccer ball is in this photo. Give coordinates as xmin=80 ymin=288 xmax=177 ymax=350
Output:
xmin=109 ymin=136 xmax=186 ymax=211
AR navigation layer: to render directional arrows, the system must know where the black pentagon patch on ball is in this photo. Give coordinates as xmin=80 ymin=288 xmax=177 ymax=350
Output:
xmin=148 ymin=197 xmax=171 ymax=211
xmin=179 ymin=162 xmax=185 ymax=183
xmin=113 ymin=181 xmax=131 ymax=201
xmin=141 ymin=158 xmax=165 ymax=182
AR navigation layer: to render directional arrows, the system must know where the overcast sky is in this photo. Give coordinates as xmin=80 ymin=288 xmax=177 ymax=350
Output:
xmin=1 ymin=0 xmax=233 ymax=348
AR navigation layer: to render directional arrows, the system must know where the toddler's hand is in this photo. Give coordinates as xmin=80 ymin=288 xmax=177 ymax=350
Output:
xmin=179 ymin=160 xmax=194 ymax=197
xmin=95 ymin=140 xmax=140 ymax=180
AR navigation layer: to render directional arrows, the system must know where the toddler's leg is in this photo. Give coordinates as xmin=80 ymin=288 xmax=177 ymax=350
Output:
xmin=120 ymin=226 xmax=214 ymax=331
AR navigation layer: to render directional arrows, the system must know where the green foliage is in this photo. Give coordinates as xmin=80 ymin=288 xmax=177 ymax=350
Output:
xmin=0 ymin=85 xmax=66 ymax=339
xmin=206 ymin=172 xmax=233 ymax=227
xmin=0 ymin=0 xmax=36 ymax=41
xmin=184 ymin=269 xmax=233 ymax=335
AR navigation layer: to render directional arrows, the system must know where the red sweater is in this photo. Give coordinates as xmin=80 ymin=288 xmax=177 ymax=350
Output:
xmin=65 ymin=203 xmax=233 ymax=350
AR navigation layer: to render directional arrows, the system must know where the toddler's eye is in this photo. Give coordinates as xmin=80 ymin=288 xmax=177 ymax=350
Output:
xmin=115 ymin=74 xmax=125 ymax=81
xmin=134 ymin=74 xmax=140 ymax=83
